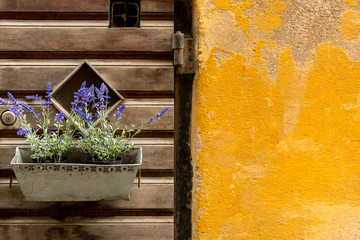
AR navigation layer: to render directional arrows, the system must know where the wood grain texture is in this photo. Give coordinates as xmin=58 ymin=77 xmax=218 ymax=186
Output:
xmin=0 ymin=59 xmax=173 ymax=65
xmin=0 ymin=217 xmax=173 ymax=240
xmin=0 ymin=66 xmax=173 ymax=91
xmin=0 ymin=178 xmax=173 ymax=209
xmin=0 ymin=28 xmax=172 ymax=52
xmin=0 ymin=51 xmax=173 ymax=59
xmin=0 ymin=0 xmax=175 ymax=231
xmin=0 ymin=0 xmax=173 ymax=13
xmin=174 ymin=0 xmax=194 ymax=234
xmin=0 ymin=138 xmax=174 ymax=170
xmin=0 ymin=12 xmax=174 ymax=21
xmin=0 ymin=20 xmax=174 ymax=28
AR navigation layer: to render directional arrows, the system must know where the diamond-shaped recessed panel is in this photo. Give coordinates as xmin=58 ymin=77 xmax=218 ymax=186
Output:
xmin=51 ymin=60 xmax=124 ymax=121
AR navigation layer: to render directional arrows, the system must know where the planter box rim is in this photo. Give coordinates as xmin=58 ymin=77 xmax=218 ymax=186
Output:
xmin=11 ymin=146 xmax=142 ymax=166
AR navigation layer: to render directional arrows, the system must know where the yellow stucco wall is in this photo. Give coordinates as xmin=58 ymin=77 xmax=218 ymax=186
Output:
xmin=192 ymin=0 xmax=360 ymax=239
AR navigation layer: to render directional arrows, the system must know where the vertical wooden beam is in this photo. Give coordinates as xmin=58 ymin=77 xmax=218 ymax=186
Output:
xmin=174 ymin=0 xmax=194 ymax=239
xmin=174 ymin=73 xmax=193 ymax=240
xmin=174 ymin=0 xmax=193 ymax=38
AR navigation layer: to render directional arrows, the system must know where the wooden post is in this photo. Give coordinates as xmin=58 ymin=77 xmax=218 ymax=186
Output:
xmin=174 ymin=0 xmax=194 ymax=239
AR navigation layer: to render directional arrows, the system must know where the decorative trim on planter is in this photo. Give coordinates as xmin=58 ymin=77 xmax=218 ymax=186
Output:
xmin=17 ymin=164 xmax=136 ymax=173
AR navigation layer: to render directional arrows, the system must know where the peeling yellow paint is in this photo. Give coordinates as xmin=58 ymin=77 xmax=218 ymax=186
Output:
xmin=213 ymin=0 xmax=255 ymax=37
xmin=339 ymin=9 xmax=360 ymax=40
xmin=193 ymin=0 xmax=360 ymax=239
xmin=249 ymin=39 xmax=268 ymax=66
xmin=273 ymin=47 xmax=308 ymax=139
xmin=345 ymin=0 xmax=357 ymax=7
xmin=254 ymin=0 xmax=289 ymax=33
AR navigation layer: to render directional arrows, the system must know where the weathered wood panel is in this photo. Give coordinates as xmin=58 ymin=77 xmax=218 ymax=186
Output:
xmin=0 ymin=138 xmax=174 ymax=170
xmin=0 ymin=28 xmax=172 ymax=52
xmin=0 ymin=0 xmax=175 ymax=236
xmin=0 ymin=178 xmax=173 ymax=209
xmin=0 ymin=20 xmax=174 ymax=28
xmin=0 ymin=217 xmax=173 ymax=240
xmin=0 ymin=66 xmax=173 ymax=91
xmin=0 ymin=12 xmax=173 ymax=21
xmin=0 ymin=51 xmax=173 ymax=59
xmin=0 ymin=59 xmax=173 ymax=65
xmin=0 ymin=0 xmax=173 ymax=13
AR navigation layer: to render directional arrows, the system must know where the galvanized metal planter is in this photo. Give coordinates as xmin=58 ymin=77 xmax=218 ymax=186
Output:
xmin=11 ymin=146 xmax=142 ymax=201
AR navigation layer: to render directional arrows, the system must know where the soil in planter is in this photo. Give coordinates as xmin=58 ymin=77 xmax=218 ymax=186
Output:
xmin=86 ymin=156 xmax=122 ymax=165
xmin=32 ymin=157 xmax=68 ymax=164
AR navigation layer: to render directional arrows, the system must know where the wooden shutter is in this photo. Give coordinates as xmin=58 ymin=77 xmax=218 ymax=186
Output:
xmin=0 ymin=1 xmax=174 ymax=239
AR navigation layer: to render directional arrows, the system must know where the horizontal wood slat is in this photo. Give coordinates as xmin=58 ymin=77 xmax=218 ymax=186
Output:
xmin=0 ymin=216 xmax=173 ymax=223
xmin=0 ymin=28 xmax=172 ymax=52
xmin=0 ymin=179 xmax=174 ymax=210
xmin=0 ymin=0 xmax=173 ymax=13
xmin=0 ymin=138 xmax=174 ymax=170
xmin=0 ymin=51 xmax=173 ymax=60
xmin=0 ymin=12 xmax=108 ymax=20
xmin=0 ymin=66 xmax=173 ymax=92
xmin=0 ymin=59 xmax=173 ymax=65
xmin=0 ymin=99 xmax=174 ymax=131
xmin=0 ymin=209 xmax=173 ymax=217
xmin=0 ymin=222 xmax=173 ymax=239
xmin=0 ymin=12 xmax=174 ymax=21
xmin=0 ymin=217 xmax=173 ymax=240
xmin=0 ymin=20 xmax=174 ymax=28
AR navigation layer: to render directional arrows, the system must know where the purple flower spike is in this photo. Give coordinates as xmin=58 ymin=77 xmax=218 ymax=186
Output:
xmin=0 ymin=97 xmax=9 ymax=106
xmin=156 ymin=106 xmax=170 ymax=119
xmin=95 ymin=87 xmax=102 ymax=98
xmin=148 ymin=117 xmax=155 ymax=124
xmin=7 ymin=92 xmax=17 ymax=105
xmin=33 ymin=113 xmax=40 ymax=120
xmin=26 ymin=94 xmax=42 ymax=101
xmin=72 ymin=108 xmax=86 ymax=118
xmin=54 ymin=112 xmax=64 ymax=123
xmin=45 ymin=82 xmax=52 ymax=98
xmin=73 ymin=82 xmax=97 ymax=109
xmin=114 ymin=105 xmax=126 ymax=120
xmin=85 ymin=114 xmax=92 ymax=123
xmin=100 ymin=83 xmax=109 ymax=93
xmin=16 ymin=102 xmax=40 ymax=120
xmin=18 ymin=102 xmax=32 ymax=112
xmin=9 ymin=105 xmax=24 ymax=117
xmin=72 ymin=108 xmax=92 ymax=123
xmin=17 ymin=129 xmax=31 ymax=136
xmin=40 ymin=100 xmax=52 ymax=108
xmin=148 ymin=107 xmax=170 ymax=124
xmin=88 ymin=85 xmax=95 ymax=101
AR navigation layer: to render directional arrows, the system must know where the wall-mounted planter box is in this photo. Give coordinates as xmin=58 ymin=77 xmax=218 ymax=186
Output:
xmin=11 ymin=146 xmax=142 ymax=201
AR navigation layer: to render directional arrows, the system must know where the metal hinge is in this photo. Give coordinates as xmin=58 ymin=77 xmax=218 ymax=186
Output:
xmin=172 ymin=31 xmax=194 ymax=74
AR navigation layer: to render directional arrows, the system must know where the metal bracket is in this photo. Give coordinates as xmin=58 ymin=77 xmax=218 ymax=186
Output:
xmin=172 ymin=31 xmax=194 ymax=74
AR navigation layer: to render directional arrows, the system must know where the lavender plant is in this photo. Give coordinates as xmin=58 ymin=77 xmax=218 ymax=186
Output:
xmin=0 ymin=82 xmax=76 ymax=162
xmin=70 ymin=81 xmax=170 ymax=163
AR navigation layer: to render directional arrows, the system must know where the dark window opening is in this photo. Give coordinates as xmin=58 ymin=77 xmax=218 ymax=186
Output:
xmin=110 ymin=0 xmax=140 ymax=28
